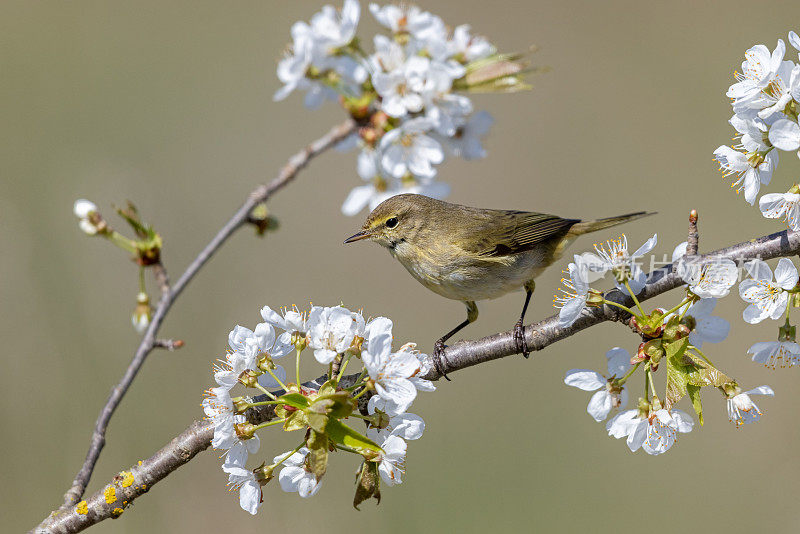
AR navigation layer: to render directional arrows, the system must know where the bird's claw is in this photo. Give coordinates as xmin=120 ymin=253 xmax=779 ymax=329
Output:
xmin=433 ymin=339 xmax=452 ymax=381
xmin=514 ymin=320 xmax=530 ymax=359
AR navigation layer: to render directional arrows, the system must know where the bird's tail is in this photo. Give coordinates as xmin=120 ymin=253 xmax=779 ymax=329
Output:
xmin=567 ymin=211 xmax=655 ymax=237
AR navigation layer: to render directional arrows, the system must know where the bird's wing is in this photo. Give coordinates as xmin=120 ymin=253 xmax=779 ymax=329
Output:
xmin=462 ymin=210 xmax=581 ymax=257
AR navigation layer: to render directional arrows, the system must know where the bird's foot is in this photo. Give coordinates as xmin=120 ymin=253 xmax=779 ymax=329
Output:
xmin=433 ymin=339 xmax=452 ymax=381
xmin=514 ymin=319 xmax=530 ymax=359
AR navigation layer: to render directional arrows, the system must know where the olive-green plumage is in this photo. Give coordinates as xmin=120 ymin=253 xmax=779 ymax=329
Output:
xmin=344 ymin=193 xmax=652 ymax=369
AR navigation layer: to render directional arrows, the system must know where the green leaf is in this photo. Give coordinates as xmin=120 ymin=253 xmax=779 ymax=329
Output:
xmin=306 ymin=431 xmax=329 ymax=479
xmin=664 ymin=338 xmax=692 ymax=408
xmin=353 ymin=461 xmax=381 ymax=510
xmin=664 ymin=337 xmax=689 ymax=361
xmin=687 ymin=384 xmax=703 ymax=426
xmin=318 ymin=380 xmax=337 ymax=397
xmin=326 ymin=419 xmax=383 ymax=459
xmin=309 ymin=392 xmax=356 ymax=419
xmin=278 ymin=392 xmax=310 ymax=410
xmin=283 ymin=410 xmax=308 ymax=432
xmin=306 ymin=412 xmax=329 ymax=434
xmin=685 ymin=353 xmax=732 ymax=387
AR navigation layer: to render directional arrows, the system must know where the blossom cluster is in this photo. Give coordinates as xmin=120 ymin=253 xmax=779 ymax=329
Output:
xmin=273 ymin=1 xmax=530 ymax=216
xmin=202 ymin=304 xmax=434 ymax=514
xmin=713 ymin=31 xmax=800 ymax=227
xmin=555 ymin=234 xmax=782 ymax=455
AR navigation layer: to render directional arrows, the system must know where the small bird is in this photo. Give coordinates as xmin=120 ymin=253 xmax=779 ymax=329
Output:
xmin=344 ymin=194 xmax=652 ymax=379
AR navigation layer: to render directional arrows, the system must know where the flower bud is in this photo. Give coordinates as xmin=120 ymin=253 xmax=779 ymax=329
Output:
xmin=74 ymin=199 xmax=108 ymax=235
xmin=131 ymin=292 xmax=151 ymax=334
xmin=779 ymin=319 xmax=796 ymax=342
xmin=254 ymin=463 xmax=276 ymax=486
xmin=586 ymin=289 xmax=604 ymax=307
xmin=257 ymin=353 xmax=276 ymax=372
xmin=234 ymin=422 xmax=257 ymax=440
xmin=238 ymin=369 xmax=262 ymax=388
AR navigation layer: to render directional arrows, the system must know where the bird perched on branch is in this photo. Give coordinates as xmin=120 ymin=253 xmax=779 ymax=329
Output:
xmin=345 ymin=194 xmax=652 ymax=379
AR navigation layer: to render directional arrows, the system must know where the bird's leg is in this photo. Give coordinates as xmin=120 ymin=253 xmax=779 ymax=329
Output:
xmin=514 ymin=281 xmax=535 ymax=359
xmin=433 ymin=301 xmax=478 ymax=381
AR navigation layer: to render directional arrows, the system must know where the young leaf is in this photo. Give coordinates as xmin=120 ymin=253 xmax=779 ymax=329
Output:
xmin=664 ymin=338 xmax=692 ymax=408
xmin=687 ymin=384 xmax=703 ymax=426
xmin=326 ymin=419 xmax=383 ymax=458
xmin=278 ymin=392 xmax=310 ymax=410
xmin=306 ymin=430 xmax=329 ymax=479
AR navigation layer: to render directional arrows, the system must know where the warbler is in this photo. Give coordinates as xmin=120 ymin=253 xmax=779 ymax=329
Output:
xmin=344 ymin=194 xmax=652 ymax=379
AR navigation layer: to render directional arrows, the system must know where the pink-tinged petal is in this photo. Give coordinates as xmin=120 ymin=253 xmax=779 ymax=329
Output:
xmin=564 ymin=370 xmax=605 ymax=391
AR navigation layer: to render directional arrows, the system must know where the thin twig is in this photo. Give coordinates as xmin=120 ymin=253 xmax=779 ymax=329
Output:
xmin=153 ymin=339 xmax=184 ymax=351
xmin=687 ymin=209 xmax=699 ymax=256
xmin=151 ymin=262 xmax=171 ymax=296
xmin=59 ymin=119 xmax=356 ymax=510
xmin=423 ymin=227 xmax=800 ymax=379
xmin=36 ymin=226 xmax=800 ymax=533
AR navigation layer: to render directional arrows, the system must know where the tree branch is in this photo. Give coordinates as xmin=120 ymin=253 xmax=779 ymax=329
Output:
xmin=36 ymin=226 xmax=800 ymax=533
xmin=422 ymin=227 xmax=800 ymax=380
xmin=59 ymin=119 xmax=357 ymax=510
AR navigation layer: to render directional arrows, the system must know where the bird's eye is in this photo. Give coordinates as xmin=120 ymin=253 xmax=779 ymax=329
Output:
xmin=385 ymin=217 xmax=399 ymax=229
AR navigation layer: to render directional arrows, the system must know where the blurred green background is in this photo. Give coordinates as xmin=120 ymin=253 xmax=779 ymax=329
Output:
xmin=4 ymin=1 xmax=800 ymax=532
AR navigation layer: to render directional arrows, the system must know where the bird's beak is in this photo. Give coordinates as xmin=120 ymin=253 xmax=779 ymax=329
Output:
xmin=344 ymin=230 xmax=372 ymax=244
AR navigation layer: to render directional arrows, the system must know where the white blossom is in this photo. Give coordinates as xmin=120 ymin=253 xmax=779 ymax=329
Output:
xmin=306 ymin=305 xmax=359 ymax=364
xmin=727 ymin=385 xmax=774 ymax=427
xmin=260 ymin=305 xmax=312 ymax=346
xmin=680 ymin=298 xmax=730 ymax=348
xmin=341 ymin=176 xmax=450 ymax=216
xmin=676 ymin=256 xmax=738 ymax=299
xmin=367 ymin=396 xmax=425 ymax=440
xmin=608 ymin=409 xmax=693 ymax=455
xmin=727 ymin=40 xmax=786 ymax=116
xmin=760 ymin=191 xmax=800 ymax=230
xmin=203 ymin=386 xmax=237 ymax=450
xmin=769 ymin=118 xmax=800 ymax=152
xmin=713 ymin=145 xmax=776 ymax=205
xmin=580 ymin=234 xmax=657 ymax=294
xmin=553 ymin=258 xmax=591 ymax=328
xmin=379 ymin=117 xmax=444 ymax=180
xmin=73 ymin=199 xmax=101 ymax=235
xmin=747 ymin=340 xmax=800 ymax=369
xmin=226 ymin=467 xmax=262 ymax=515
xmin=371 ymin=433 xmax=407 ymax=486
xmin=362 ymin=319 xmax=422 ymax=414
xmin=448 ymin=24 xmax=495 ymax=62
xmin=564 ymin=347 xmax=630 ymax=422
xmin=368 ymin=3 xmax=446 ymax=45
xmin=739 ymin=258 xmax=798 ymax=323
xmin=276 ymin=448 xmax=322 ymax=498
xmin=444 ymin=110 xmax=493 ymax=160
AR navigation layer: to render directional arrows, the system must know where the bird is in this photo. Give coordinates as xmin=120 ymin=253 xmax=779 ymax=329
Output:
xmin=344 ymin=193 xmax=652 ymax=379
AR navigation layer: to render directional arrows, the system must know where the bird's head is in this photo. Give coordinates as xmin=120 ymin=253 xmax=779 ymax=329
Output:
xmin=344 ymin=193 xmax=434 ymax=251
